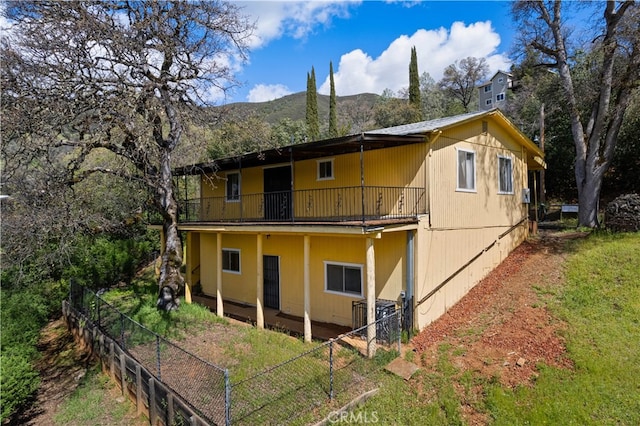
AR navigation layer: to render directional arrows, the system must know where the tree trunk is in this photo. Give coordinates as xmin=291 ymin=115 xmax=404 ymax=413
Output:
xmin=577 ymin=169 xmax=602 ymax=228
xmin=156 ymin=147 xmax=184 ymax=311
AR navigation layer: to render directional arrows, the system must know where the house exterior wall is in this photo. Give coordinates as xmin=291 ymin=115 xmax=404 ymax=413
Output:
xmin=201 ymin=143 xmax=428 ymax=197
xmin=190 ymin=230 xmax=407 ymax=327
xmin=413 ymin=117 xmax=529 ymax=328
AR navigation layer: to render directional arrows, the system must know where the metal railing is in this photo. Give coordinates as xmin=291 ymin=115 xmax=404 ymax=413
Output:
xmin=178 ymin=186 xmax=426 ymax=223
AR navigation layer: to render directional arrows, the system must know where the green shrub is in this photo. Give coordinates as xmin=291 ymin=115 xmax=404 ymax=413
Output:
xmin=0 ymin=349 xmax=41 ymax=422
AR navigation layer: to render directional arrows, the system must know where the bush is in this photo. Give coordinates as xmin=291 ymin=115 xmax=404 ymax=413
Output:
xmin=0 ymin=349 xmax=41 ymax=422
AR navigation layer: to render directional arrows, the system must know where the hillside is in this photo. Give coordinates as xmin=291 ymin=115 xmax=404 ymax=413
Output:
xmin=220 ymin=91 xmax=380 ymax=125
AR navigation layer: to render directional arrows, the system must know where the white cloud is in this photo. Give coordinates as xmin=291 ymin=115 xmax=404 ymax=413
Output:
xmin=318 ymin=21 xmax=511 ymax=96
xmin=247 ymin=83 xmax=292 ymax=102
xmin=240 ymin=1 xmax=359 ymax=49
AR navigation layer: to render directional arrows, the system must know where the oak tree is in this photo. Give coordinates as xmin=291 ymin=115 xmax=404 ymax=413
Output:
xmin=1 ymin=1 xmax=254 ymax=309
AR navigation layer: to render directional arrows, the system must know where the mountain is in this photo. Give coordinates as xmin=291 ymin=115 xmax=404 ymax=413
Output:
xmin=220 ymin=92 xmax=381 ymax=125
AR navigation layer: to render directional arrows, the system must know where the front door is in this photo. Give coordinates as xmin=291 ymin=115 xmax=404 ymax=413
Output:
xmin=263 ymin=255 xmax=280 ymax=310
xmin=263 ymin=166 xmax=292 ymax=220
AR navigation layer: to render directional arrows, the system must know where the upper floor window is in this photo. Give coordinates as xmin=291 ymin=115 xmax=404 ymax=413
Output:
xmin=498 ymin=155 xmax=514 ymax=194
xmin=498 ymin=77 xmax=504 ymax=83
xmin=457 ymin=148 xmax=476 ymax=192
xmin=485 ymin=99 xmax=492 ymax=106
xmin=484 ymin=85 xmax=492 ymax=93
xmin=222 ymin=248 xmax=241 ymax=273
xmin=496 ymin=93 xmax=505 ymax=102
xmin=325 ymin=261 xmax=363 ymax=297
xmin=226 ymin=172 xmax=240 ymax=201
xmin=317 ymin=159 xmax=334 ymax=180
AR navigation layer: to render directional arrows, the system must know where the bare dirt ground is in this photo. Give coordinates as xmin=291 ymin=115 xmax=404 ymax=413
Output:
xmin=15 ymin=230 xmax=583 ymax=425
xmin=411 ymin=230 xmax=586 ymax=424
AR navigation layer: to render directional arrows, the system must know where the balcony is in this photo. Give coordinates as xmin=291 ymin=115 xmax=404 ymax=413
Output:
xmin=178 ymin=186 xmax=426 ymax=224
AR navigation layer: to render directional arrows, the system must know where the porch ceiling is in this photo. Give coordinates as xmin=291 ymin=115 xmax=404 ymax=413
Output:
xmin=174 ymin=133 xmax=426 ymax=175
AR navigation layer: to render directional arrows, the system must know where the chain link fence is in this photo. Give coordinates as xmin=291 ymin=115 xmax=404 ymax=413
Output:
xmin=68 ymin=281 xmax=402 ymax=425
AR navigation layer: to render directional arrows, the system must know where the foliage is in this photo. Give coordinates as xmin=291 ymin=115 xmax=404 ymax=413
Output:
xmin=438 ymin=57 xmax=489 ymax=112
xmin=306 ymin=67 xmax=320 ymax=140
xmin=373 ymin=89 xmax=422 ymax=128
xmin=328 ymin=61 xmax=339 ymax=138
xmin=409 ymin=47 xmax=422 ymax=120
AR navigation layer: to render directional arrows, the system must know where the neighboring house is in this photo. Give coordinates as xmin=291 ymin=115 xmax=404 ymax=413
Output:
xmin=478 ymin=71 xmax=513 ymax=111
xmin=165 ymin=109 xmax=545 ymax=346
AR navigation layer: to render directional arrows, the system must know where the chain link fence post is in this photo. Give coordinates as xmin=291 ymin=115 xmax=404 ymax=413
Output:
xmin=397 ymin=310 xmax=402 ymax=354
xmin=329 ymin=339 xmax=334 ymax=401
xmin=225 ymin=369 xmax=231 ymax=426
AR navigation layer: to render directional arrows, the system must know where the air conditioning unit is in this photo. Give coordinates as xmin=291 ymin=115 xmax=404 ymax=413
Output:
xmin=522 ymin=188 xmax=531 ymax=204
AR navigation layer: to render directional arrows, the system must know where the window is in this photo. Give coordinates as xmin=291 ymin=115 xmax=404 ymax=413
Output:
xmin=484 ymin=85 xmax=492 ymax=93
xmin=496 ymin=93 xmax=505 ymax=102
xmin=226 ymin=172 xmax=240 ymax=201
xmin=498 ymin=156 xmax=514 ymax=194
xmin=317 ymin=159 xmax=334 ymax=180
xmin=457 ymin=149 xmax=476 ymax=192
xmin=222 ymin=249 xmax=240 ymax=273
xmin=485 ymin=99 xmax=493 ymax=106
xmin=325 ymin=262 xmax=363 ymax=297
xmin=498 ymin=77 xmax=504 ymax=83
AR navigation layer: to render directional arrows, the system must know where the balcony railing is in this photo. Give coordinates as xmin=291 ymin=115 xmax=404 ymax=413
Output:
xmin=178 ymin=186 xmax=426 ymax=224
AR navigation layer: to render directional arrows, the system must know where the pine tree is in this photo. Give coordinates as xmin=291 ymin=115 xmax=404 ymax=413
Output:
xmin=409 ymin=46 xmax=422 ymax=120
xmin=328 ymin=61 xmax=338 ymax=138
xmin=306 ymin=67 xmax=320 ymax=140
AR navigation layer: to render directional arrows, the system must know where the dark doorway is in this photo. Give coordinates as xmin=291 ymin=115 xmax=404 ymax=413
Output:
xmin=263 ymin=255 xmax=280 ymax=310
xmin=263 ymin=166 xmax=292 ymax=220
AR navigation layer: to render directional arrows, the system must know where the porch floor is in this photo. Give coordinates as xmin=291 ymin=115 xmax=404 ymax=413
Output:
xmin=191 ymin=294 xmax=352 ymax=341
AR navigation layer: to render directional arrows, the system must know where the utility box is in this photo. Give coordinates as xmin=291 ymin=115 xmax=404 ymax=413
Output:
xmin=352 ymin=299 xmax=397 ymax=343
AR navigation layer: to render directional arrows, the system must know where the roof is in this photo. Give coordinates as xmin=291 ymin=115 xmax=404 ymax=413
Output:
xmin=478 ymin=70 xmax=513 ymax=88
xmin=366 ymin=110 xmax=488 ymax=136
xmin=175 ymin=109 xmax=544 ymax=175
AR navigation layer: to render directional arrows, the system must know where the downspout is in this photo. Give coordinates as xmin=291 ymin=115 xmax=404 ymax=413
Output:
xmin=405 ymin=230 xmax=415 ymax=333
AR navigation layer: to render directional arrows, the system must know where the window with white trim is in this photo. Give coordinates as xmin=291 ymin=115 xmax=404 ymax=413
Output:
xmin=222 ymin=249 xmax=240 ymax=273
xmin=498 ymin=155 xmax=514 ymax=194
xmin=484 ymin=85 xmax=492 ymax=93
xmin=226 ymin=172 xmax=240 ymax=201
xmin=317 ymin=159 xmax=334 ymax=180
xmin=496 ymin=93 xmax=505 ymax=102
xmin=485 ymin=99 xmax=492 ymax=106
xmin=457 ymin=149 xmax=476 ymax=192
xmin=324 ymin=262 xmax=363 ymax=297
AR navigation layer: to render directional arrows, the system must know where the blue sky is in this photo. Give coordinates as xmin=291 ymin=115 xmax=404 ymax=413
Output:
xmin=227 ymin=1 xmax=516 ymax=104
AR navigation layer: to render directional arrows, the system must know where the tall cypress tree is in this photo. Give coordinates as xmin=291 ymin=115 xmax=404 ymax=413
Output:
xmin=409 ymin=46 xmax=422 ymax=120
xmin=306 ymin=67 xmax=320 ymax=140
xmin=328 ymin=61 xmax=338 ymax=138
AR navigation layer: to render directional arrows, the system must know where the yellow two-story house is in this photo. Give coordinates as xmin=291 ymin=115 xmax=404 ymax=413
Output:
xmin=168 ymin=109 xmax=545 ymax=343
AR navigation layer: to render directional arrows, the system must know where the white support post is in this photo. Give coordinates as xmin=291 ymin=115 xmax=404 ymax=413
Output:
xmin=216 ymin=233 xmax=224 ymax=317
xmin=256 ymin=234 xmax=264 ymax=329
xmin=185 ymin=232 xmax=192 ymax=304
xmin=366 ymin=237 xmax=376 ymax=358
xmin=303 ymin=235 xmax=311 ymax=343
